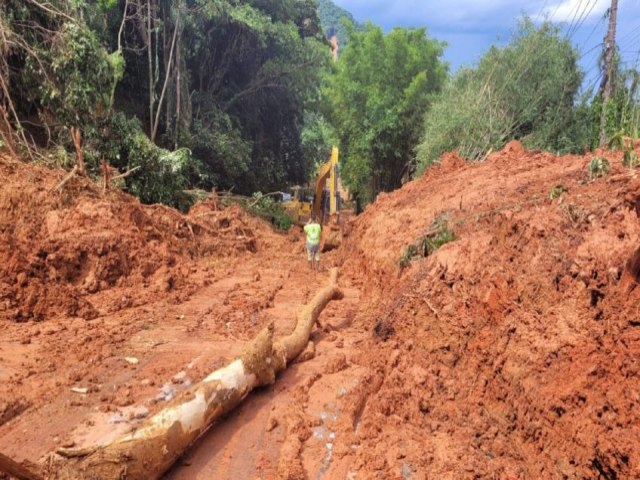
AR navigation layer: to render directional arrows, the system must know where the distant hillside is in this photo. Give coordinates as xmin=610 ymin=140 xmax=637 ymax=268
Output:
xmin=317 ymin=0 xmax=361 ymax=50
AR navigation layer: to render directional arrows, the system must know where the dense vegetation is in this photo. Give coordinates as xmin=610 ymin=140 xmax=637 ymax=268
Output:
xmin=417 ymin=20 xmax=585 ymax=170
xmin=0 ymin=1 xmax=638 ymax=212
xmin=328 ymin=23 xmax=447 ymax=203
xmin=0 ymin=0 xmax=332 ymax=207
xmin=416 ymin=19 xmax=639 ymax=172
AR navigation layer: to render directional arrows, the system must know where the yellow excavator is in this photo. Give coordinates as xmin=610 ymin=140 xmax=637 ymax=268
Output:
xmin=283 ymin=146 xmax=342 ymax=250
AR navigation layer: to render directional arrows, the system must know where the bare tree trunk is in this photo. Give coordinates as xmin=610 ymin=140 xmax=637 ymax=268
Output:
xmin=147 ymin=0 xmax=154 ymax=135
xmin=174 ymin=21 xmax=181 ymax=150
xmin=109 ymin=0 xmax=129 ymax=109
xmin=598 ymin=0 xmax=619 ymax=147
xmin=164 ymin=14 xmax=173 ymax=139
xmin=0 ymin=65 xmax=34 ymax=160
xmin=70 ymin=128 xmax=86 ymax=175
xmin=44 ymin=269 xmax=343 ymax=480
xmin=151 ymin=1 xmax=179 ymax=143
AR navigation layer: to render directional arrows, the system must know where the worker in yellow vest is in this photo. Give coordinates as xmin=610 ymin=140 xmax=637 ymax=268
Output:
xmin=303 ymin=215 xmax=322 ymax=270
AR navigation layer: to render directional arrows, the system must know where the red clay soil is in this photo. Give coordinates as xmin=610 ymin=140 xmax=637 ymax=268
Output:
xmin=336 ymin=141 xmax=640 ymax=479
xmin=2 ymin=142 xmax=640 ymax=480
xmin=0 ymin=155 xmax=259 ymax=323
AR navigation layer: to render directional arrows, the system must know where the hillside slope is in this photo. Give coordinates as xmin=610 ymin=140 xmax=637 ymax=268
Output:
xmin=336 ymin=141 xmax=640 ymax=478
xmin=317 ymin=0 xmax=361 ymax=49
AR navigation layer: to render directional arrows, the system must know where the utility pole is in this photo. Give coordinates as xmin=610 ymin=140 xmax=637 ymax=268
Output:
xmin=598 ymin=0 xmax=619 ymax=147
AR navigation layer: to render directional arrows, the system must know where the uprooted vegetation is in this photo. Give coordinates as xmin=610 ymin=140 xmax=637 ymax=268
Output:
xmin=220 ymin=192 xmax=295 ymax=231
xmin=399 ymin=216 xmax=456 ymax=269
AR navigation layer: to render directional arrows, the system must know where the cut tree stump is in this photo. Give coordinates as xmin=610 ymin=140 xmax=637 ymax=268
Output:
xmin=40 ymin=269 xmax=343 ymax=480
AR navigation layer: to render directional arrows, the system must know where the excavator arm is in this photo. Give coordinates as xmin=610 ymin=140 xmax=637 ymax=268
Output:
xmin=312 ymin=146 xmax=339 ymax=219
xmin=282 ymin=147 xmax=339 ymax=227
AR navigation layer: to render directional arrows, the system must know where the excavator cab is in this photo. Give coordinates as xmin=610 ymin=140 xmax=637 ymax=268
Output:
xmin=281 ymin=186 xmax=313 ymax=224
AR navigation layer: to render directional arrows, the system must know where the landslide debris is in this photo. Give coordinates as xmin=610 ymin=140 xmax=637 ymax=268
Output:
xmin=339 ymin=141 xmax=640 ymax=478
xmin=0 ymin=155 xmax=267 ymax=322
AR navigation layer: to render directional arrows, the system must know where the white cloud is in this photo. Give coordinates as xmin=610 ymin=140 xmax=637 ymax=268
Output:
xmin=539 ymin=0 xmax=610 ymax=23
xmin=332 ymin=0 xmax=617 ymax=28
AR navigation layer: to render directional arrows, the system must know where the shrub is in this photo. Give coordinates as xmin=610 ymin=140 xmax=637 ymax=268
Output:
xmin=588 ymin=157 xmax=610 ymax=180
xmin=247 ymin=192 xmax=294 ymax=231
xmin=549 ymin=184 xmax=568 ymax=200
xmin=399 ymin=217 xmax=456 ymax=268
xmin=417 ymin=19 xmax=584 ymax=172
xmin=624 ymin=149 xmax=639 ymax=169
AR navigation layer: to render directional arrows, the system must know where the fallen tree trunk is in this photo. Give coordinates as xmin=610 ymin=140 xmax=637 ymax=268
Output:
xmin=43 ymin=269 xmax=343 ymax=480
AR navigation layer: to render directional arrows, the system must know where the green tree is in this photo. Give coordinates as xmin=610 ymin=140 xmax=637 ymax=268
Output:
xmin=112 ymin=0 xmax=332 ymax=193
xmin=0 ymin=1 xmax=118 ymax=153
xmin=328 ymin=23 xmax=447 ymax=203
xmin=0 ymin=0 xmax=334 ymax=207
xmin=416 ymin=19 xmax=584 ymax=171
xmin=591 ymin=56 xmax=640 ymax=146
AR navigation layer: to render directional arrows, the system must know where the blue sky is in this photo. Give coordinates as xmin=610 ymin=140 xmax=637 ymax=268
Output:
xmin=332 ymin=0 xmax=640 ymax=92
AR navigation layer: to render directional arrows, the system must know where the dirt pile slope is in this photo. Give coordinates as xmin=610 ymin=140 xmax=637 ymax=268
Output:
xmin=0 ymin=155 xmax=270 ymax=322
xmin=338 ymin=142 xmax=640 ymax=478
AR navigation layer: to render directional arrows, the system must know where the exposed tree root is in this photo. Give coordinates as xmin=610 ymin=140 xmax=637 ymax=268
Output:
xmin=38 ymin=269 xmax=342 ymax=480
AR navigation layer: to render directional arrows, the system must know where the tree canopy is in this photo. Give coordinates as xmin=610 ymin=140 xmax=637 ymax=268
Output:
xmin=328 ymin=23 xmax=447 ymax=203
xmin=0 ymin=0 xmax=332 ymax=207
xmin=416 ymin=19 xmax=585 ymax=171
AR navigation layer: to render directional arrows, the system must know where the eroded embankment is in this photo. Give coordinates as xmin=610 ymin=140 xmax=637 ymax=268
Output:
xmin=336 ymin=141 xmax=640 ymax=478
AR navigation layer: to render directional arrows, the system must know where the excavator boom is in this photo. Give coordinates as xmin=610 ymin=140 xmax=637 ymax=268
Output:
xmin=312 ymin=146 xmax=339 ymax=220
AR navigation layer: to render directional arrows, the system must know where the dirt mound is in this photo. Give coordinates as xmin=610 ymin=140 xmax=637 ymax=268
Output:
xmin=338 ymin=142 xmax=640 ymax=478
xmin=0 ymin=155 xmax=271 ymax=322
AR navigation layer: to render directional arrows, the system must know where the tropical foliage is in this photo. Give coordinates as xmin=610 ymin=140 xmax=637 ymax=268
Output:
xmin=328 ymin=23 xmax=447 ymax=202
xmin=0 ymin=0 xmax=332 ymax=207
xmin=416 ymin=19 xmax=585 ymax=171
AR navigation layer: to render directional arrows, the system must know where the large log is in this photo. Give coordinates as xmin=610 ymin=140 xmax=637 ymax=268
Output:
xmin=43 ymin=269 xmax=343 ymax=480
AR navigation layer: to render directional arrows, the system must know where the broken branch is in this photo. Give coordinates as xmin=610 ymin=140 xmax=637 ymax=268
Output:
xmin=100 ymin=159 xmax=111 ymax=191
xmin=52 ymin=165 xmax=78 ymax=192
xmin=69 ymin=128 xmax=85 ymax=176
xmin=111 ymin=165 xmax=141 ymax=181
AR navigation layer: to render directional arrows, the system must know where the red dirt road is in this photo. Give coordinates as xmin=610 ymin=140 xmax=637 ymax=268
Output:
xmin=3 ymin=142 xmax=640 ymax=479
